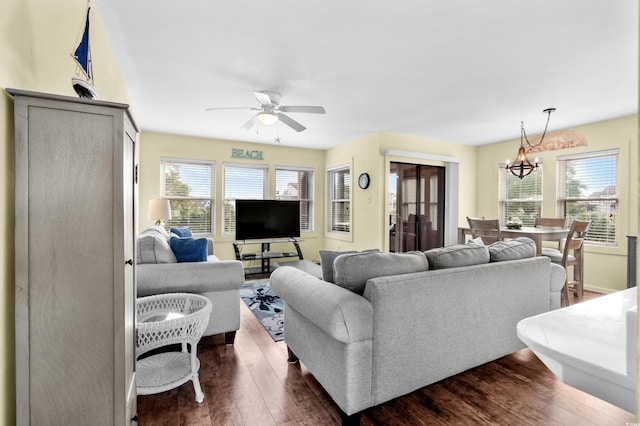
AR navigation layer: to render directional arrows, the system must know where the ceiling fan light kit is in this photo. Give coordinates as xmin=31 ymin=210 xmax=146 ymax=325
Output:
xmin=207 ymin=90 xmax=326 ymax=134
xmin=258 ymin=111 xmax=278 ymax=126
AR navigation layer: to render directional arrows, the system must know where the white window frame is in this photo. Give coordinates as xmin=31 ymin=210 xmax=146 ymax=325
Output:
xmin=556 ymin=149 xmax=619 ymax=247
xmin=223 ymin=163 xmax=268 ymax=236
xmin=326 ymin=164 xmax=351 ymax=234
xmin=498 ymin=163 xmax=543 ymax=227
xmin=275 ymin=166 xmax=314 ymax=233
xmin=160 ymin=158 xmax=215 ymax=235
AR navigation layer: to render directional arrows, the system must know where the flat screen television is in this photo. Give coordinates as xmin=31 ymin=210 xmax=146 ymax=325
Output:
xmin=235 ymin=199 xmax=300 ymax=240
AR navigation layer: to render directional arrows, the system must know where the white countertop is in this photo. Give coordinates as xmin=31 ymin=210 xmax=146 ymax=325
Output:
xmin=517 ymin=287 xmax=637 ymax=413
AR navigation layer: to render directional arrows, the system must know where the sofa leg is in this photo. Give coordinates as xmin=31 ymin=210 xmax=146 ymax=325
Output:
xmin=341 ymin=411 xmax=362 ymax=426
xmin=225 ymin=331 xmax=236 ymax=345
xmin=287 ymin=346 xmax=299 ymax=364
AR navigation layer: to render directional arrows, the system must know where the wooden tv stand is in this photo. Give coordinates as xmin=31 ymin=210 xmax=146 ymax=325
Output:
xmin=233 ymin=239 xmax=303 ymax=275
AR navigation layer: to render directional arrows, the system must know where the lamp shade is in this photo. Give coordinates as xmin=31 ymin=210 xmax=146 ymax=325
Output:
xmin=148 ymin=199 xmax=171 ymax=223
xmin=257 ymin=111 xmax=278 ymax=125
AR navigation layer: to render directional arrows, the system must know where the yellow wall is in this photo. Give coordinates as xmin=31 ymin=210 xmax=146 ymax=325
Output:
xmin=476 ymin=115 xmax=638 ymax=294
xmin=0 ymin=0 xmax=130 ymax=423
xmin=138 ymin=131 xmax=326 ymax=263
xmin=323 ymin=131 xmax=478 ymax=252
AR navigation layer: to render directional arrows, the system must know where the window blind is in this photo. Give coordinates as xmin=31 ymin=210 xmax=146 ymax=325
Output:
xmin=327 ymin=166 xmax=350 ymax=233
xmin=161 ymin=159 xmax=214 ymax=234
xmin=223 ymin=164 xmax=267 ymax=235
xmin=498 ymin=165 xmax=542 ymax=227
xmin=557 ymin=149 xmax=618 ymax=246
xmin=275 ymin=168 xmax=313 ymax=232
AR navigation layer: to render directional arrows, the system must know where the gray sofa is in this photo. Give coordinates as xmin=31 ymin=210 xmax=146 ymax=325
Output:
xmin=136 ymin=226 xmax=244 ymax=342
xmin=270 ymin=238 xmax=566 ymax=423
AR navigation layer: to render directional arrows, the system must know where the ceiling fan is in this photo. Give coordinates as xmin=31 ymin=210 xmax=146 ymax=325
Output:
xmin=206 ymin=91 xmax=326 ymax=132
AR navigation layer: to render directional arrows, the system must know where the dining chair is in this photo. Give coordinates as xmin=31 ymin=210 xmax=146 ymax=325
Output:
xmin=541 ymin=220 xmax=591 ymax=306
xmin=466 ymin=217 xmax=502 ymax=245
xmin=534 ymin=216 xmax=566 ymax=249
xmin=534 ymin=216 xmax=566 ymax=228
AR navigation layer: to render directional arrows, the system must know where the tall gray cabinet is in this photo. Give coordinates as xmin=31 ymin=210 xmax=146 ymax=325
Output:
xmin=8 ymin=89 xmax=138 ymax=425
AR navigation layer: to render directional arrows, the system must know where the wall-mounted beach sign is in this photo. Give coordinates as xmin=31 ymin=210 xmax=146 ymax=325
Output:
xmin=231 ymin=148 xmax=263 ymax=160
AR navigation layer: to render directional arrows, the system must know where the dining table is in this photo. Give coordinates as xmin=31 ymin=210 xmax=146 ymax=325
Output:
xmin=457 ymin=226 xmax=570 ymax=256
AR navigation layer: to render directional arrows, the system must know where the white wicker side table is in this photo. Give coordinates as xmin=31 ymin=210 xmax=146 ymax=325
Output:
xmin=136 ymin=293 xmax=212 ymax=403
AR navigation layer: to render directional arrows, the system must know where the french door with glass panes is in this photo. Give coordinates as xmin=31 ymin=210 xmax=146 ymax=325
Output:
xmin=389 ymin=162 xmax=445 ymax=252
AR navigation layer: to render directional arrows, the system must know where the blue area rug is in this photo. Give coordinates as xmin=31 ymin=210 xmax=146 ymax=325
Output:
xmin=240 ymin=279 xmax=284 ymax=342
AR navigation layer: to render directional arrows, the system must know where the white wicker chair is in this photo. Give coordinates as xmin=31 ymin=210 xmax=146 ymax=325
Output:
xmin=136 ymin=293 xmax=212 ymax=403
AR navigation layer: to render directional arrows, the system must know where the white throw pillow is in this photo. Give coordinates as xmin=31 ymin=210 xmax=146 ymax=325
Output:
xmin=136 ymin=227 xmax=177 ymax=264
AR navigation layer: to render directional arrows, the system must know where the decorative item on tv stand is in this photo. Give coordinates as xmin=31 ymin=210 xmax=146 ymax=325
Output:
xmin=505 ymin=108 xmax=555 ymax=179
xmin=232 ymin=200 xmax=304 ymax=275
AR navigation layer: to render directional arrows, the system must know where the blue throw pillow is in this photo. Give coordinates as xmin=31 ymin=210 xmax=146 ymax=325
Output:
xmin=169 ymin=237 xmax=208 ymax=262
xmin=170 ymin=227 xmax=193 ymax=238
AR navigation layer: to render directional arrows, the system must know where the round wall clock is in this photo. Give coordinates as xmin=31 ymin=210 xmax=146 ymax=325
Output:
xmin=358 ymin=172 xmax=370 ymax=189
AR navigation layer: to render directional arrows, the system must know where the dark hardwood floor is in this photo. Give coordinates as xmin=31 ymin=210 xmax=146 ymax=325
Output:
xmin=137 ymin=290 xmax=635 ymax=425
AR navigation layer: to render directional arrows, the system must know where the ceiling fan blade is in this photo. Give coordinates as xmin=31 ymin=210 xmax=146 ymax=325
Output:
xmin=205 ymin=106 xmax=255 ymax=111
xmin=279 ymin=105 xmax=326 ymax=114
xmin=253 ymin=91 xmax=273 ymax=107
xmin=278 ymin=113 xmax=306 ymax=132
xmin=241 ymin=114 xmax=258 ymax=130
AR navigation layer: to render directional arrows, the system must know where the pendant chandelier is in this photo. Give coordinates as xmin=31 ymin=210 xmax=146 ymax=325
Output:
xmin=506 ymin=108 xmax=555 ymax=179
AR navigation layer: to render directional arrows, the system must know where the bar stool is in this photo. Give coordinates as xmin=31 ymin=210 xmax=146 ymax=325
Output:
xmin=541 ymin=220 xmax=591 ymax=305
xmin=534 ymin=216 xmax=566 ymax=250
xmin=466 ymin=217 xmax=502 ymax=244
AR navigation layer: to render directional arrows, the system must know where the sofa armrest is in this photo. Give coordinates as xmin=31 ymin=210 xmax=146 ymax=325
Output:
xmin=270 ymin=266 xmax=373 ymax=344
xmin=137 ymin=260 xmax=244 ymax=296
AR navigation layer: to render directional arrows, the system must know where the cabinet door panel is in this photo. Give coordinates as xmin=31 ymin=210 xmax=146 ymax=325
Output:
xmin=28 ymin=106 xmax=115 ymax=423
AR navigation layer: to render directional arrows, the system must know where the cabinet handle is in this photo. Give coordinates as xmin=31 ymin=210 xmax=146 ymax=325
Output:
xmin=131 ymin=414 xmax=138 ymax=423
xmin=125 ymin=259 xmax=133 ymax=265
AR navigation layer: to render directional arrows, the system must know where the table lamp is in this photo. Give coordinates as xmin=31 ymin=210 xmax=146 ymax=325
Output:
xmin=148 ymin=199 xmax=171 ymax=226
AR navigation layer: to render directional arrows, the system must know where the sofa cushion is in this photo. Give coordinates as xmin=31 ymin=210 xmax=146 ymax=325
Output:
xmin=319 ymin=249 xmax=382 ymax=283
xmin=136 ymin=226 xmax=176 ymax=264
xmin=319 ymin=250 xmax=357 ymax=283
xmin=170 ymin=227 xmax=193 ymax=238
xmin=424 ymin=238 xmax=489 ymax=270
xmin=169 ymin=237 xmax=208 ymax=262
xmin=489 ymin=237 xmax=536 ymax=262
xmin=333 ymin=251 xmax=429 ymax=294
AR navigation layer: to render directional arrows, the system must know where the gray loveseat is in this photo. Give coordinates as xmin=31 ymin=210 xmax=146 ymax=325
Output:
xmin=270 ymin=238 xmax=566 ymax=424
xmin=136 ymin=226 xmax=244 ymax=342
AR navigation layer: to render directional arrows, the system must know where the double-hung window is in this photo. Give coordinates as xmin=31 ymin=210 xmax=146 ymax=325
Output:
xmin=327 ymin=165 xmax=351 ymax=233
xmin=556 ymin=149 xmax=619 ymax=246
xmin=160 ymin=159 xmax=215 ymax=234
xmin=223 ymin=163 xmax=268 ymax=235
xmin=275 ymin=167 xmax=313 ymax=232
xmin=499 ymin=165 xmax=542 ymax=227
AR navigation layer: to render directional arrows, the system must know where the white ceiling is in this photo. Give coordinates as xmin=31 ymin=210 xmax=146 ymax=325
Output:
xmin=96 ymin=1 xmax=638 ymax=150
